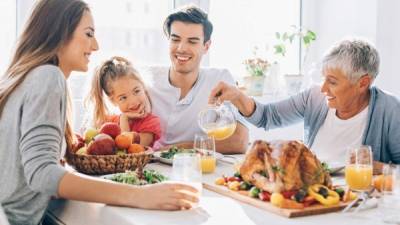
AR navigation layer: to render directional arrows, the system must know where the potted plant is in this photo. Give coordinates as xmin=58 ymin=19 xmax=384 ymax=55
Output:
xmin=273 ymin=25 xmax=316 ymax=95
xmin=242 ymin=46 xmax=270 ymax=96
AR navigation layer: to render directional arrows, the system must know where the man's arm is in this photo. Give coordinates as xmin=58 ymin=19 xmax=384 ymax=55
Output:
xmin=159 ymin=142 xmax=193 ymax=150
xmin=215 ymin=122 xmax=248 ymax=154
xmin=159 ymin=123 xmax=249 ymax=154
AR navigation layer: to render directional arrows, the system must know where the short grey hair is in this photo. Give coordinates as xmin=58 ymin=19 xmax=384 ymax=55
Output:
xmin=322 ymin=38 xmax=380 ymax=82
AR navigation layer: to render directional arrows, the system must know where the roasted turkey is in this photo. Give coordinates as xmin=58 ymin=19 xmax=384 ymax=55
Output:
xmin=240 ymin=140 xmax=331 ymax=193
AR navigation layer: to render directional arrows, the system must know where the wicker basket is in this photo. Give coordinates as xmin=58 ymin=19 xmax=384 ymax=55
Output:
xmin=65 ymin=148 xmax=153 ymax=175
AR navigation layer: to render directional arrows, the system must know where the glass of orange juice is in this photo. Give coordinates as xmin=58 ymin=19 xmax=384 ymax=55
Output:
xmin=345 ymin=145 xmax=373 ymax=192
xmin=344 ymin=145 xmax=373 ymax=212
xmin=194 ymin=134 xmax=216 ymax=173
xmin=379 ymin=165 xmax=400 ymax=223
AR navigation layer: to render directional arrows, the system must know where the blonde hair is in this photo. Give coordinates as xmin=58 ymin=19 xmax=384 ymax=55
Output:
xmin=85 ymin=56 xmax=151 ymax=128
xmin=0 ymin=0 xmax=89 ymax=151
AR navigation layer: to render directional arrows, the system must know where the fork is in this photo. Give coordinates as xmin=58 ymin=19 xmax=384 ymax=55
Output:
xmin=342 ymin=187 xmax=375 ymax=213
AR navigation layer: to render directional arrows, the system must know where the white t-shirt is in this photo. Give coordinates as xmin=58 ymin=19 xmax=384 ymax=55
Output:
xmin=311 ymin=106 xmax=369 ymax=163
xmin=146 ymin=66 xmax=247 ymax=149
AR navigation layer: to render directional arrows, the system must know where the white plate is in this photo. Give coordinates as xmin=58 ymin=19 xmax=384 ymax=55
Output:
xmin=326 ymin=161 xmax=345 ymax=174
xmin=101 ymin=172 xmax=136 ymax=180
xmin=154 ymin=150 xmax=224 ymax=165
xmin=102 ymin=173 xmax=119 ymax=180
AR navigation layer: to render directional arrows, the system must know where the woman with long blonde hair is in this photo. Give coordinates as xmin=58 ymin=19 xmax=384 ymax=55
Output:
xmin=0 ymin=1 xmax=198 ymax=224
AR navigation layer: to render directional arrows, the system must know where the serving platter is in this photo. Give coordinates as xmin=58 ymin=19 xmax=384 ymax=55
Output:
xmin=203 ymin=181 xmax=351 ymax=218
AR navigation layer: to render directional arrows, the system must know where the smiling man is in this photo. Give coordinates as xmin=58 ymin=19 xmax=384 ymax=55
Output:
xmin=147 ymin=5 xmax=249 ymax=154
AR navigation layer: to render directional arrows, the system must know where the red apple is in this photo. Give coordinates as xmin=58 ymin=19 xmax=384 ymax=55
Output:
xmin=87 ymin=133 xmax=115 ymax=155
xmin=99 ymin=122 xmax=121 ymax=139
xmin=72 ymin=133 xmax=85 ymax=153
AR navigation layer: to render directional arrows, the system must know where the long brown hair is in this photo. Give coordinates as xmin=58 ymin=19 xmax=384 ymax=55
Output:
xmin=0 ymin=0 xmax=89 ymax=151
xmin=85 ymin=56 xmax=151 ymax=128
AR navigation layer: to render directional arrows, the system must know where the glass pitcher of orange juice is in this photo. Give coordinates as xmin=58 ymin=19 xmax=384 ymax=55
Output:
xmin=197 ymin=102 xmax=237 ymax=141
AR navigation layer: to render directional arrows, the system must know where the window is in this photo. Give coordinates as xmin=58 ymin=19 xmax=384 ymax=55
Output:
xmin=85 ymin=0 xmax=173 ymax=67
xmin=208 ymin=0 xmax=301 ymax=80
xmin=0 ymin=0 xmax=16 ymax=76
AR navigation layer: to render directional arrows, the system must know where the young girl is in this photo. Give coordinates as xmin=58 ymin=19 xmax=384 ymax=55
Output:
xmin=0 ymin=1 xmax=197 ymax=224
xmin=86 ymin=56 xmax=161 ymax=147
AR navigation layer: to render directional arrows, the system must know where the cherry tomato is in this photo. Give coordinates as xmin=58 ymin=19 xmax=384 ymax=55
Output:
xmin=281 ymin=190 xmax=297 ymax=199
xmin=258 ymin=191 xmax=271 ymax=201
xmin=227 ymin=176 xmax=241 ymax=182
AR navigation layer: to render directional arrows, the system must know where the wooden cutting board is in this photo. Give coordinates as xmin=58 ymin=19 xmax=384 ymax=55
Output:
xmin=203 ymin=182 xmax=350 ymax=218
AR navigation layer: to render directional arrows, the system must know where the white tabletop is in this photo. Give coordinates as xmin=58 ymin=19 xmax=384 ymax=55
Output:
xmin=48 ymin=158 xmax=387 ymax=225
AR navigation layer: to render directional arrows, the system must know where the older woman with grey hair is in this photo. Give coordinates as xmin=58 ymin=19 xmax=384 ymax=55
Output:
xmin=209 ymin=38 xmax=400 ymax=167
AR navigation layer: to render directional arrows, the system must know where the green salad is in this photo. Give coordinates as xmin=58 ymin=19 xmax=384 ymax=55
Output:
xmin=160 ymin=146 xmax=196 ymax=159
xmin=105 ymin=170 xmax=167 ymax=185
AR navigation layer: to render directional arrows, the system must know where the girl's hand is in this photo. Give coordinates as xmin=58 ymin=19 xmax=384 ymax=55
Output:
xmin=132 ymin=182 xmax=199 ymax=210
xmin=208 ymin=81 xmax=241 ymax=105
xmin=126 ymin=102 xmax=150 ymax=120
xmin=119 ymin=114 xmax=130 ymax=132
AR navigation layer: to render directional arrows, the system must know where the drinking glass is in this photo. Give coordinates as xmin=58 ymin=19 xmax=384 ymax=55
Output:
xmin=194 ymin=134 xmax=216 ymax=174
xmin=344 ymin=145 xmax=373 ymax=210
xmin=169 ymin=153 xmax=202 ymax=207
xmin=379 ymin=165 xmax=400 ymax=223
xmin=345 ymin=145 xmax=373 ymax=191
xmin=198 ymin=102 xmax=237 ymax=141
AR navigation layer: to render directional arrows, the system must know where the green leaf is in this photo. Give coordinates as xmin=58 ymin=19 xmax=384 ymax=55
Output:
xmin=273 ymin=44 xmax=286 ymax=56
xmin=282 ymin=32 xmax=288 ymax=41
xmin=275 ymin=32 xmax=281 ymax=39
xmin=307 ymin=30 xmax=317 ymax=40
xmin=303 ymin=36 xmax=310 ymax=46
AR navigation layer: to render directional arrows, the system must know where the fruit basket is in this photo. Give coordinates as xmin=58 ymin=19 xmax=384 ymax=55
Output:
xmin=66 ymin=122 xmax=154 ymax=175
xmin=65 ymin=147 xmax=153 ymax=175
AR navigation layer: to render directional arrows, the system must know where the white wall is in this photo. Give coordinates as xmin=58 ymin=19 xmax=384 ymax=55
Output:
xmin=0 ymin=1 xmax=16 ymax=76
xmin=375 ymin=0 xmax=400 ymax=96
xmin=16 ymin=0 xmax=34 ymax=34
xmin=303 ymin=0 xmax=400 ymax=97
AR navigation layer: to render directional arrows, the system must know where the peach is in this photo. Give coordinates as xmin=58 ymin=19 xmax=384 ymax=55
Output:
xmin=115 ymin=132 xmax=133 ymax=149
xmin=128 ymin=143 xmax=145 ymax=154
xmin=87 ymin=133 xmax=115 ymax=155
xmin=99 ymin=122 xmax=121 ymax=139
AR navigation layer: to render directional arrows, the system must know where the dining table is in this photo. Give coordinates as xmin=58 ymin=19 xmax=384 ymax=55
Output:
xmin=47 ymin=155 xmax=387 ymax=225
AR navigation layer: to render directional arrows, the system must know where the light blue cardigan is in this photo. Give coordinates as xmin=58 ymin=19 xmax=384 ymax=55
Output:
xmin=246 ymin=85 xmax=400 ymax=163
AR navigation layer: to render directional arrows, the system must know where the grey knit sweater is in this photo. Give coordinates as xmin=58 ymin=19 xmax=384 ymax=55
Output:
xmin=0 ymin=65 xmax=68 ymax=225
